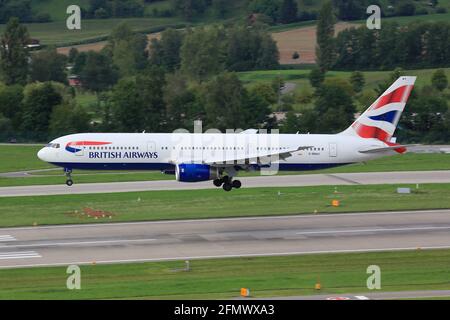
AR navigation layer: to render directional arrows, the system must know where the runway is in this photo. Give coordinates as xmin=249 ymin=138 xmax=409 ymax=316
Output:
xmin=1 ymin=209 xmax=450 ymax=268
xmin=1 ymin=170 xmax=450 ymax=197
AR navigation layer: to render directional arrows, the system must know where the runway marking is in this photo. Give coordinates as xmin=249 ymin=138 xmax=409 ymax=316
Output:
xmin=4 ymin=238 xmax=157 ymax=249
xmin=0 ymin=235 xmax=16 ymax=242
xmin=295 ymin=226 xmax=450 ymax=235
xmin=2 ymin=245 xmax=450 ymax=269
xmin=1 ymin=209 xmax=449 ymax=231
xmin=354 ymin=296 xmax=370 ymax=300
xmin=0 ymin=251 xmax=41 ymax=260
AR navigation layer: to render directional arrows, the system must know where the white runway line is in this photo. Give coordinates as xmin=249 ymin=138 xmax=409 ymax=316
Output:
xmin=5 ymin=238 xmax=158 ymax=249
xmin=0 ymin=235 xmax=16 ymax=242
xmin=295 ymin=226 xmax=450 ymax=235
xmin=0 ymin=251 xmax=41 ymax=260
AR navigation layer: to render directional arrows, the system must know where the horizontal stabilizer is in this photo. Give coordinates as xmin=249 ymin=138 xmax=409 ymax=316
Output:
xmin=358 ymin=144 xmax=416 ymax=154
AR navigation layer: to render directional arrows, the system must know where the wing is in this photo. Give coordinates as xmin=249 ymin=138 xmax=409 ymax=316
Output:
xmin=204 ymin=146 xmax=313 ymax=167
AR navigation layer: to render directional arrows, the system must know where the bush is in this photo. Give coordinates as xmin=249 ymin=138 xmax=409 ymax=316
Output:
xmin=436 ymin=7 xmax=448 ymax=14
xmin=416 ymin=8 xmax=428 ymax=15
xmin=396 ymin=1 xmax=416 ymax=16
xmin=94 ymin=8 xmax=110 ymax=19
xmin=34 ymin=13 xmax=51 ymax=23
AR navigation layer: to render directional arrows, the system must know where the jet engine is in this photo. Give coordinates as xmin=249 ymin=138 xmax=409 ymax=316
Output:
xmin=175 ymin=163 xmax=220 ymax=182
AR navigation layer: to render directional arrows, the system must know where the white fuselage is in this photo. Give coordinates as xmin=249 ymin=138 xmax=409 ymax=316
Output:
xmin=37 ymin=132 xmax=392 ymax=173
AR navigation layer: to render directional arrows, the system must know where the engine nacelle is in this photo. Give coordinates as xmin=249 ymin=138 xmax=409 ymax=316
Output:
xmin=175 ymin=163 xmax=219 ymax=182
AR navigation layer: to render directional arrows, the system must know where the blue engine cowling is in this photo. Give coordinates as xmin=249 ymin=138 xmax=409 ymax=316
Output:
xmin=175 ymin=163 xmax=219 ymax=182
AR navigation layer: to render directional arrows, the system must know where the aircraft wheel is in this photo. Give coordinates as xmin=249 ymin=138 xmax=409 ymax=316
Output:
xmin=66 ymin=179 xmax=73 ymax=186
xmin=213 ymin=179 xmax=223 ymax=187
xmin=232 ymin=180 xmax=242 ymax=189
xmin=222 ymin=183 xmax=232 ymax=192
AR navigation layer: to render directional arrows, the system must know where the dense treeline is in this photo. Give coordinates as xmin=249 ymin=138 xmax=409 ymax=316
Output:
xmin=334 ymin=22 xmax=450 ymax=70
xmin=0 ymin=18 xmax=279 ymax=141
xmin=281 ymin=68 xmax=450 ymax=144
xmin=86 ymin=0 xmax=145 ymax=19
xmin=0 ymin=0 xmax=51 ymax=23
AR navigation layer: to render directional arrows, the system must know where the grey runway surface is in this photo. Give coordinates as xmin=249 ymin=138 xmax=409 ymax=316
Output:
xmin=1 ymin=209 xmax=450 ymax=269
xmin=1 ymin=170 xmax=450 ymax=197
xmin=256 ymin=290 xmax=450 ymax=300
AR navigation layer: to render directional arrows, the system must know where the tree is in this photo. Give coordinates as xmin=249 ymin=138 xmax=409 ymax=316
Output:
xmin=314 ymin=79 xmax=356 ymax=133
xmin=149 ymin=28 xmax=184 ymax=72
xmin=333 ymin=0 xmax=366 ymax=21
xmin=180 ymin=27 xmax=226 ymax=82
xmin=163 ymin=72 xmax=199 ymax=130
xmin=212 ymin=0 xmax=227 ymax=18
xmin=0 ymin=83 xmax=23 ymax=123
xmin=309 ymin=67 xmax=325 ymax=88
xmin=431 ymin=69 xmax=448 ymax=92
xmin=396 ymin=1 xmax=416 ymax=16
xmin=108 ymin=22 xmax=148 ymax=77
xmin=171 ymin=0 xmax=207 ymax=20
xmin=0 ymin=18 xmax=29 ymax=85
xmin=29 ymin=48 xmax=68 ymax=84
xmin=80 ymin=51 xmax=118 ymax=93
xmin=350 ymin=71 xmax=365 ymax=93
xmin=315 ymin=1 xmax=336 ymax=72
xmin=49 ymin=102 xmax=91 ymax=138
xmin=110 ymin=78 xmax=146 ymax=132
xmin=201 ymin=72 xmax=243 ymax=130
xmin=21 ymin=82 xmax=63 ymax=141
xmin=279 ymin=0 xmax=298 ymax=24
xmin=110 ymin=66 xmax=166 ymax=132
xmin=68 ymin=47 xmax=79 ymax=64
xmin=226 ymin=26 xmax=278 ymax=71
xmin=248 ymin=0 xmax=281 ymax=23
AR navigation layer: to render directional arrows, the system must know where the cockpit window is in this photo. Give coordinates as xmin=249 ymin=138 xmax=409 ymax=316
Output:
xmin=45 ymin=143 xmax=60 ymax=148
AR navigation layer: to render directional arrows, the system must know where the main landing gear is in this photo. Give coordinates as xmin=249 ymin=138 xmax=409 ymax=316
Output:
xmin=213 ymin=176 xmax=241 ymax=192
xmin=64 ymin=168 xmax=73 ymax=186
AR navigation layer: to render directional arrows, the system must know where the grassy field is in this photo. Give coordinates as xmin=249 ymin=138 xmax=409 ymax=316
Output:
xmin=0 ymin=18 xmax=184 ymax=46
xmin=0 ymin=145 xmax=52 ymax=173
xmin=239 ymin=68 xmax=450 ymax=89
xmin=1 ymin=249 xmax=450 ymax=299
xmin=0 ymin=183 xmax=449 ymax=227
xmin=0 ymin=144 xmax=449 ymax=187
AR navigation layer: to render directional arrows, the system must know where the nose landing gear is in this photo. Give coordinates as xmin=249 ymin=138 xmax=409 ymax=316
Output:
xmin=213 ymin=176 xmax=242 ymax=191
xmin=64 ymin=168 xmax=73 ymax=186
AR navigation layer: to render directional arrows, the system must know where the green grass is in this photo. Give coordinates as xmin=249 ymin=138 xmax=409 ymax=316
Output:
xmin=239 ymin=68 xmax=450 ymax=90
xmin=0 ymin=144 xmax=449 ymax=187
xmin=0 ymin=18 xmax=183 ymax=46
xmin=0 ymin=183 xmax=450 ymax=227
xmin=1 ymin=249 xmax=450 ymax=299
xmin=0 ymin=145 xmax=52 ymax=173
xmin=32 ymin=0 xmax=90 ymax=21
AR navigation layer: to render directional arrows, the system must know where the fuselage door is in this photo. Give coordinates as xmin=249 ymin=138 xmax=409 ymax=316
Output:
xmin=329 ymin=143 xmax=337 ymax=157
xmin=75 ymin=142 xmax=84 ymax=156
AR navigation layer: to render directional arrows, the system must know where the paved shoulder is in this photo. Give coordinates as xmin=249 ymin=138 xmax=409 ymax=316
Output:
xmin=0 ymin=170 xmax=449 ymax=197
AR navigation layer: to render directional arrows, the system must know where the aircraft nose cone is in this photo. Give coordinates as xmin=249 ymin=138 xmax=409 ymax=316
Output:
xmin=37 ymin=148 xmax=47 ymax=162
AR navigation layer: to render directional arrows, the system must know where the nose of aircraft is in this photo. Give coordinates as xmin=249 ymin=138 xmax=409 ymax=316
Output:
xmin=37 ymin=147 xmax=48 ymax=162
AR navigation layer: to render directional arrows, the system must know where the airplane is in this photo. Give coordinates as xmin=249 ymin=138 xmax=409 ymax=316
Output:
xmin=37 ymin=76 xmax=416 ymax=191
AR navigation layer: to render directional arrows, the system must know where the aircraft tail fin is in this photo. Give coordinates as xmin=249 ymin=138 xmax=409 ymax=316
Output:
xmin=340 ymin=76 xmax=416 ymax=142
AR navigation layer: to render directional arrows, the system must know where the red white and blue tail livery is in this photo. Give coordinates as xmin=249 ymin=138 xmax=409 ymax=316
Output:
xmin=340 ymin=76 xmax=416 ymax=153
xmin=38 ymin=77 xmax=416 ymax=191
